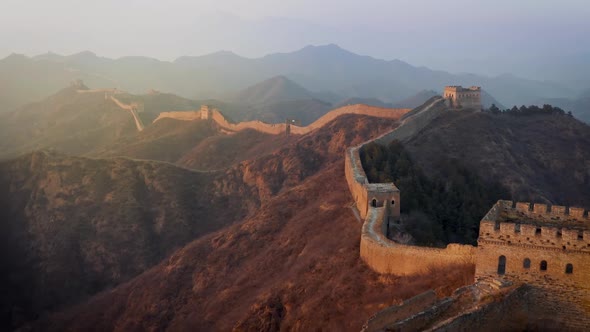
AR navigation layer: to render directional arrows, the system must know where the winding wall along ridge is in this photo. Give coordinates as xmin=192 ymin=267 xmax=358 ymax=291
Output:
xmin=344 ymin=96 xmax=476 ymax=275
xmin=109 ymin=96 xmax=145 ymax=132
xmin=76 ymin=89 xmax=145 ymax=131
xmin=153 ymin=104 xmax=411 ymax=136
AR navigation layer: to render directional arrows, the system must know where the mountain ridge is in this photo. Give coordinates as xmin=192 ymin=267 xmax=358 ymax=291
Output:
xmin=0 ymin=44 xmax=578 ymax=115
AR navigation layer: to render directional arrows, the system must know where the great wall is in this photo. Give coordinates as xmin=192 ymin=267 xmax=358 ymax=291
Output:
xmin=79 ymin=85 xmax=590 ymax=330
xmin=153 ymin=104 xmax=410 ymax=136
xmin=76 ymin=88 xmax=146 ymax=131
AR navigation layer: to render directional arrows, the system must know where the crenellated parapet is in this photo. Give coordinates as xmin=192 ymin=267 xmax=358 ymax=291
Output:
xmin=478 ymin=200 xmax=590 ymax=252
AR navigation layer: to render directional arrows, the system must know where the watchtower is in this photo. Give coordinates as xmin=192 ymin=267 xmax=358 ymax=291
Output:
xmin=476 ymin=200 xmax=590 ymax=288
xmin=443 ymin=86 xmax=482 ymax=110
xmin=200 ymin=105 xmax=213 ymax=120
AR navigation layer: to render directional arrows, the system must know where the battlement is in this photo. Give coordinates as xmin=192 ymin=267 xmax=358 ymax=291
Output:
xmin=478 ymin=200 xmax=590 ymax=253
xmin=444 ymin=85 xmax=481 ymax=92
xmin=483 ymin=200 xmax=590 ymax=228
xmin=443 ymin=85 xmax=482 ymax=110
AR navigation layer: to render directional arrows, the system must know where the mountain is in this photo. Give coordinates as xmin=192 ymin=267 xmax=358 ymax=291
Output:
xmin=336 ymin=97 xmax=392 ymax=109
xmin=233 ymin=75 xmax=316 ymax=105
xmin=0 ymin=85 xmax=138 ymax=159
xmin=534 ymin=90 xmax=590 ymax=123
xmin=404 ymin=110 xmax=590 ymax=206
xmin=481 ymin=89 xmax=505 ymax=110
xmin=392 ymin=90 xmax=438 ymax=108
xmin=25 ymin=103 xmax=590 ymax=331
xmin=4 ymin=98 xmax=590 ymax=330
xmin=0 ymin=150 xmax=260 ymax=329
xmin=0 ymin=85 xmax=292 ymax=170
xmin=0 ymin=45 xmax=576 ymax=113
xmin=25 ymin=113 xmax=474 ymax=332
xmin=238 ymin=98 xmax=333 ymax=125
xmin=228 ymin=76 xmax=333 ymax=125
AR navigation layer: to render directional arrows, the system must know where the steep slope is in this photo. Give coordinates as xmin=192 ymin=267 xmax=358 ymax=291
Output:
xmin=177 ymin=128 xmax=293 ymax=170
xmin=30 ymin=114 xmax=474 ymax=332
xmin=404 ymin=111 xmax=590 ymax=206
xmin=93 ymin=118 xmax=218 ymax=165
xmin=0 ymin=151 xmax=260 ymax=329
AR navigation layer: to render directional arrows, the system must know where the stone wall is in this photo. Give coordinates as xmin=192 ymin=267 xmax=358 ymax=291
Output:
xmin=430 ymin=284 xmax=590 ymax=331
xmin=153 ymin=111 xmax=202 ymax=122
xmin=361 ymin=290 xmax=439 ymax=332
xmin=342 ymin=96 xmax=477 ymax=275
xmin=360 ymin=205 xmax=475 ymax=275
xmin=153 ymin=103 xmax=411 ymax=136
xmin=109 ymin=96 xmax=145 ymax=131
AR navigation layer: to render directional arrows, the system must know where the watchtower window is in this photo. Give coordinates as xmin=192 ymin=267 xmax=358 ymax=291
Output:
xmin=391 ymin=200 xmax=395 ymax=206
xmin=371 ymin=199 xmax=377 ymax=208
xmin=497 ymin=255 xmax=506 ymax=275
xmin=523 ymin=258 xmax=531 ymax=269
xmin=540 ymin=260 xmax=548 ymax=271
xmin=535 ymin=227 xmax=542 ymax=235
xmin=565 ymin=263 xmax=573 ymax=274
xmin=514 ymin=224 xmax=521 ymax=233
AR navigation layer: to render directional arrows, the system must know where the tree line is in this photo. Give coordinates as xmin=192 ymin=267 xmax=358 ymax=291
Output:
xmin=360 ymin=140 xmax=510 ymax=246
xmin=487 ymin=104 xmax=572 ymax=117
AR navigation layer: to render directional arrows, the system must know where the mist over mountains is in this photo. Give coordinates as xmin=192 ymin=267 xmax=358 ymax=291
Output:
xmin=0 ymin=44 xmax=583 ymax=119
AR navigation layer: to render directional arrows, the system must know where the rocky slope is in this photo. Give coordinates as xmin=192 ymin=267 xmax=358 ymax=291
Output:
xmin=0 ymin=150 xmax=261 ymax=329
xmin=27 ymin=114 xmax=474 ymax=331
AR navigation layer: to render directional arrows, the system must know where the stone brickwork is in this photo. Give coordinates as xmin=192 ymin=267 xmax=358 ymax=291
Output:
xmin=443 ymin=86 xmax=481 ymax=110
xmin=475 ymin=200 xmax=590 ymax=324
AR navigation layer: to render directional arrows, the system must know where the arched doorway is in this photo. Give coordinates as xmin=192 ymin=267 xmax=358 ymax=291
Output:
xmin=497 ymin=255 xmax=506 ymax=275
xmin=371 ymin=199 xmax=377 ymax=208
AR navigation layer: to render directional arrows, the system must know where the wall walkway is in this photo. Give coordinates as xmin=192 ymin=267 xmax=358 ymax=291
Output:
xmin=153 ymin=104 xmax=411 ymax=136
xmin=344 ymin=97 xmax=477 ymax=275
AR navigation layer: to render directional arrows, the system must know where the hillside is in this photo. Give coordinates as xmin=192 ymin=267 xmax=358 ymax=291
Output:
xmin=0 ymin=45 xmax=576 ymax=112
xmin=0 ymin=85 xmax=137 ymax=159
xmin=227 ymin=76 xmax=333 ymax=125
xmin=0 ymin=151 xmax=260 ymax=329
xmin=0 ymin=86 xmax=284 ymax=170
xmin=404 ymin=110 xmax=590 ymax=206
xmin=27 ymin=113 xmax=474 ymax=332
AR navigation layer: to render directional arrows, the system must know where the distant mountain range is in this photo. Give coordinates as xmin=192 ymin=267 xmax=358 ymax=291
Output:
xmin=1 ymin=44 xmax=582 ymax=117
xmin=534 ymin=89 xmax=590 ymax=123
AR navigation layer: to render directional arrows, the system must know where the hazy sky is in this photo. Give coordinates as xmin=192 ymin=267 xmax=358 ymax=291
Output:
xmin=2 ymin=0 xmax=589 ymax=76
